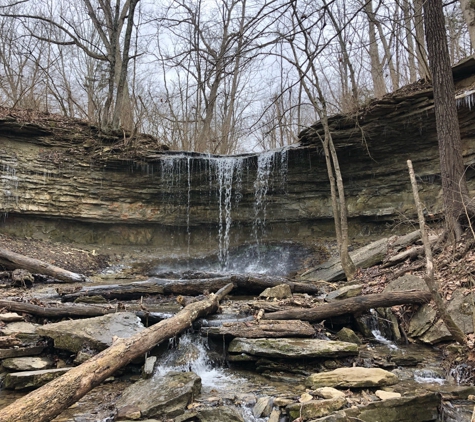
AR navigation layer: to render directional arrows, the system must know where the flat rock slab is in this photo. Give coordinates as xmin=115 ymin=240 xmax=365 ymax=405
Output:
xmin=287 ymin=397 xmax=347 ymax=420
xmin=228 ymin=338 xmax=359 ymax=359
xmin=37 ymin=312 xmax=144 ymax=353
xmin=176 ymin=406 xmax=245 ymax=422
xmin=4 ymin=367 xmax=71 ymax=390
xmin=305 ymin=367 xmax=399 ymax=389
xmin=115 ymin=371 xmax=201 ymax=420
xmin=204 ymin=320 xmax=316 ymax=338
xmin=0 ymin=346 xmax=45 ymax=359
xmin=2 ymin=356 xmax=54 ymax=371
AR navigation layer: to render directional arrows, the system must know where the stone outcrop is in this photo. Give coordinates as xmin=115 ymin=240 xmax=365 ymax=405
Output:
xmin=1 ymin=59 xmax=475 ymax=252
xmin=227 ymin=338 xmax=359 ymax=359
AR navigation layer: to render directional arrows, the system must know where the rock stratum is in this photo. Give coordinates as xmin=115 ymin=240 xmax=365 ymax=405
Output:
xmin=1 ymin=57 xmax=475 ymax=251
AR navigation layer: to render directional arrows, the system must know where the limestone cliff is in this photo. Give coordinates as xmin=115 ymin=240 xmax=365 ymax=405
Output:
xmin=1 ymin=57 xmax=475 ymax=251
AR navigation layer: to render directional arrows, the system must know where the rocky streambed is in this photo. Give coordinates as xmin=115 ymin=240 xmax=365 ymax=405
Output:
xmin=0 ymin=233 xmax=475 ymax=421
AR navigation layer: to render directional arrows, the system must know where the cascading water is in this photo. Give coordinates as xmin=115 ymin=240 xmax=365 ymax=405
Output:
xmin=0 ymin=160 xmax=19 ymax=220
xmin=155 ymin=148 xmax=290 ymax=273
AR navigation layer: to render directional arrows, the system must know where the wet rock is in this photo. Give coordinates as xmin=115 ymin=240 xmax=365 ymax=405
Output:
xmin=195 ymin=406 xmax=245 ymax=421
xmin=336 ymin=327 xmax=361 ymax=345
xmin=305 ymin=367 xmax=399 ymax=389
xmin=37 ymin=312 xmax=144 ymax=353
xmin=115 ymin=371 xmax=201 ymax=419
xmin=259 ymin=284 xmax=292 ymax=299
xmin=2 ymin=356 xmax=53 ymax=371
xmin=142 ymin=356 xmax=157 ymax=378
xmin=253 ymin=396 xmax=274 ymax=417
xmin=343 ymin=391 xmax=439 ymax=422
xmin=4 ymin=367 xmax=71 ymax=390
xmin=228 ymin=338 xmax=359 ymax=359
xmin=286 ymin=397 xmax=347 ymax=420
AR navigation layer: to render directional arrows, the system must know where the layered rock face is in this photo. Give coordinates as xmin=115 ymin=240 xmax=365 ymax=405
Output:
xmin=1 ymin=60 xmax=475 ymax=252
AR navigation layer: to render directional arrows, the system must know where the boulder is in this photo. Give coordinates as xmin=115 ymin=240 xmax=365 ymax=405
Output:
xmin=36 ymin=312 xmax=144 ymax=353
xmin=326 ymin=284 xmax=363 ymax=300
xmin=336 ymin=327 xmax=361 ymax=345
xmin=228 ymin=338 xmax=359 ymax=359
xmin=115 ymin=371 xmax=201 ymax=419
xmin=4 ymin=367 xmax=71 ymax=390
xmin=253 ymin=396 xmax=274 ymax=418
xmin=305 ymin=367 xmax=399 ymax=389
xmin=259 ymin=284 xmax=292 ymax=299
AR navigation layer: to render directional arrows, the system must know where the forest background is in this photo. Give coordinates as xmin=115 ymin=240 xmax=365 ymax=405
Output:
xmin=1 ymin=0 xmax=473 ymax=155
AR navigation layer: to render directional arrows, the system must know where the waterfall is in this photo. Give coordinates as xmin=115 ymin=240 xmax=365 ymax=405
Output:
xmin=156 ymin=149 xmax=289 ymax=270
xmin=1 ymin=159 xmax=19 ymax=220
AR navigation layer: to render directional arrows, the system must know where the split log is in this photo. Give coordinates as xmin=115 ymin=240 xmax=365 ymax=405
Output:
xmin=0 ymin=247 xmax=87 ymax=283
xmin=0 ymin=283 xmax=233 ymax=422
xmin=262 ymin=290 xmax=431 ymax=322
xmin=0 ymin=299 xmax=113 ymax=318
xmin=202 ymin=319 xmax=316 ymax=338
xmin=60 ymin=275 xmax=320 ymax=301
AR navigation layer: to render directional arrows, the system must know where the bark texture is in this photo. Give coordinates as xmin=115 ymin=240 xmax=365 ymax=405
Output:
xmin=424 ymin=0 xmax=474 ymax=238
xmin=262 ymin=290 xmax=431 ymax=322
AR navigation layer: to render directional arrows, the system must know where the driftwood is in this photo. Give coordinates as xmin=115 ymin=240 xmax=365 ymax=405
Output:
xmin=0 ymin=299 xmax=113 ymax=318
xmin=262 ymin=290 xmax=431 ymax=322
xmin=0 ymin=283 xmax=233 ymax=422
xmin=60 ymin=275 xmax=320 ymax=301
xmin=0 ymin=247 xmax=87 ymax=283
xmin=202 ymin=319 xmax=316 ymax=338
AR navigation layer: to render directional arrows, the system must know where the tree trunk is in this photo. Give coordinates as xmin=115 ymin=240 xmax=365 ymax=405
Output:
xmin=414 ymin=0 xmax=431 ymax=80
xmin=424 ymin=0 xmax=474 ymax=239
xmin=0 ymin=283 xmax=233 ymax=422
xmin=202 ymin=319 xmax=316 ymax=338
xmin=0 ymin=247 xmax=87 ymax=283
xmin=407 ymin=159 xmax=466 ymax=344
xmin=365 ymin=0 xmax=386 ymax=97
xmin=262 ymin=290 xmax=431 ymax=322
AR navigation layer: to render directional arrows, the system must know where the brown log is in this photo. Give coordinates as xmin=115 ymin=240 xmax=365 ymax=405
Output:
xmin=0 ymin=247 xmax=87 ymax=283
xmin=61 ymin=275 xmax=320 ymax=302
xmin=0 ymin=283 xmax=233 ymax=422
xmin=202 ymin=319 xmax=316 ymax=338
xmin=262 ymin=290 xmax=431 ymax=322
xmin=0 ymin=299 xmax=112 ymax=318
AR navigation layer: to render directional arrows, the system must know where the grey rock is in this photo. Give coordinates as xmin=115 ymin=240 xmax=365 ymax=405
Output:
xmin=2 ymin=357 xmax=53 ymax=371
xmin=253 ymin=396 xmax=274 ymax=418
xmin=228 ymin=338 xmax=358 ymax=359
xmin=4 ymin=367 xmax=71 ymax=390
xmin=115 ymin=371 xmax=201 ymax=419
xmin=305 ymin=367 xmax=399 ymax=389
xmin=37 ymin=312 xmax=144 ymax=353
xmin=259 ymin=284 xmax=292 ymax=299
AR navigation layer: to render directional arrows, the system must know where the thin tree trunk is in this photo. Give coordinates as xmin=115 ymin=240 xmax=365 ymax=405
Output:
xmin=0 ymin=283 xmax=233 ymax=422
xmin=407 ymin=159 xmax=466 ymax=344
xmin=403 ymin=0 xmax=417 ymax=83
xmin=414 ymin=0 xmax=431 ymax=80
xmin=365 ymin=0 xmax=386 ymax=97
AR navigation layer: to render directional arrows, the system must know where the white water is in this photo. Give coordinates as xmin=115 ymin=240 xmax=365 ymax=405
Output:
xmin=157 ymin=149 xmax=289 ymax=271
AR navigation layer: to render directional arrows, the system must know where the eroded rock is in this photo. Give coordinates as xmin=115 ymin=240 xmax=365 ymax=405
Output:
xmin=305 ymin=367 xmax=399 ymax=389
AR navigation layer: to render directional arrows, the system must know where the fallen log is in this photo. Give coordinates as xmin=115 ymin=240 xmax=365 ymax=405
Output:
xmin=0 ymin=283 xmax=233 ymax=422
xmin=262 ymin=290 xmax=431 ymax=322
xmin=0 ymin=247 xmax=87 ymax=283
xmin=60 ymin=275 xmax=319 ymax=302
xmin=202 ymin=319 xmax=316 ymax=338
xmin=0 ymin=299 xmax=113 ymax=318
